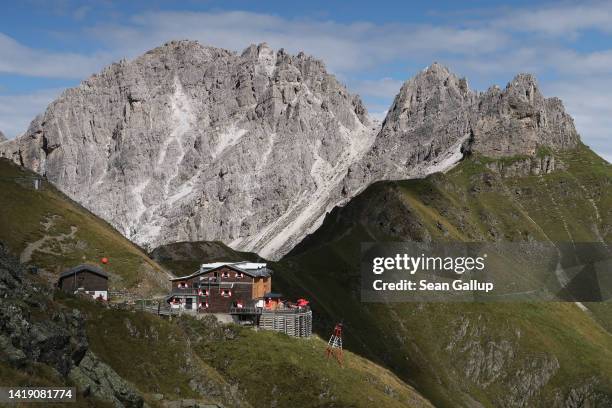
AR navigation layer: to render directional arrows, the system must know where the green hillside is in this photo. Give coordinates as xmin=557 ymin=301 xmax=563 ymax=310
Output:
xmin=58 ymin=296 xmax=433 ymax=408
xmin=0 ymin=158 xmax=169 ymax=296
xmin=270 ymin=144 xmax=612 ymax=407
xmin=3 ymin=142 xmax=612 ymax=407
xmin=0 ymin=158 xmax=433 ymax=407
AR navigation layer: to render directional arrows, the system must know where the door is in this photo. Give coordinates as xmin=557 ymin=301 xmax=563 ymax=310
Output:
xmin=186 ymin=297 xmax=193 ymax=310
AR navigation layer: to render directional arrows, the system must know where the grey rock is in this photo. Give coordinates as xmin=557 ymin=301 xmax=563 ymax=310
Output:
xmin=345 ymin=65 xmax=579 ymax=193
xmin=552 ymin=380 xmax=612 ymax=408
xmin=484 ymin=155 xmax=565 ymax=178
xmin=0 ymin=248 xmax=87 ymax=376
xmin=69 ymin=351 xmax=143 ymax=408
xmin=180 ymin=399 xmax=196 ymax=408
xmin=472 ymin=74 xmax=579 ymax=158
xmin=0 ymin=334 xmax=27 ymax=367
xmin=0 ymin=130 xmax=6 ymax=142
xmin=0 ymin=41 xmax=376 ymax=259
xmin=343 ymin=63 xmax=478 ymax=194
xmin=0 ymin=46 xmax=581 ymax=260
xmin=0 ymin=247 xmax=145 ymax=408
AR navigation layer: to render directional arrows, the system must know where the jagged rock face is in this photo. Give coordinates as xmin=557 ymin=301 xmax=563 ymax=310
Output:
xmin=0 ymin=45 xmax=581 ymax=260
xmin=344 ymin=64 xmax=580 ymax=195
xmin=0 ymin=41 xmax=377 ymax=259
xmin=0 ymin=130 xmax=6 ymax=142
xmin=0 ymin=249 xmax=88 ymax=377
xmin=69 ymin=351 xmax=144 ymax=408
xmin=473 ymin=74 xmax=580 ymax=158
xmin=344 ymin=63 xmax=477 ymax=193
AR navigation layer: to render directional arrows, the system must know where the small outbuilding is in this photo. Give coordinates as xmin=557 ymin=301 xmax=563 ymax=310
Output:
xmin=58 ymin=264 xmax=109 ymax=301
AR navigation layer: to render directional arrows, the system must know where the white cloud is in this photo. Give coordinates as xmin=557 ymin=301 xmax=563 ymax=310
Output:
xmin=351 ymin=77 xmax=405 ymax=99
xmin=87 ymin=10 xmax=508 ymax=74
xmin=0 ymin=89 xmax=61 ymax=137
xmin=0 ymin=5 xmax=611 ymax=160
xmin=494 ymin=2 xmax=612 ymax=36
xmin=546 ymin=78 xmax=612 ymax=162
xmin=0 ymin=33 xmax=110 ymax=79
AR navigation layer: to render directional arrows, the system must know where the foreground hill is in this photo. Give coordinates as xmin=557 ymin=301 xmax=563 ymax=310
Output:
xmin=151 ymin=145 xmax=612 ymax=407
xmin=0 ymin=158 xmax=434 ymax=407
xmin=271 ymin=144 xmax=612 ymax=407
xmin=0 ymin=248 xmax=434 ymax=407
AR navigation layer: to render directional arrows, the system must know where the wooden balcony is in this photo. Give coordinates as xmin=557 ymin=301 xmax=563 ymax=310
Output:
xmin=170 ymin=288 xmax=201 ymax=296
xmin=229 ymin=306 xmax=261 ymax=315
xmin=229 ymin=306 xmax=311 ymax=315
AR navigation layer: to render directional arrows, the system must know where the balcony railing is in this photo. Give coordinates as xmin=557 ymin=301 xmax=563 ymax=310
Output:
xmin=230 ymin=306 xmax=261 ymax=315
xmin=170 ymin=288 xmax=201 ymax=296
xmin=229 ymin=306 xmax=311 ymax=315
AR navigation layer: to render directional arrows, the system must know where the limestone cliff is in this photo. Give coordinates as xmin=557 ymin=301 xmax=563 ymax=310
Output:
xmin=0 ymin=45 xmax=580 ymax=259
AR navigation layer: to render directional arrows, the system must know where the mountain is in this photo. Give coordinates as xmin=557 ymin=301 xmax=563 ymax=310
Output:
xmin=272 ymin=144 xmax=612 ymax=408
xmin=0 ymin=41 xmax=377 ymax=259
xmin=151 ymin=142 xmax=612 ymax=407
xmin=152 ymin=141 xmax=611 ymax=407
xmin=0 ymin=42 xmax=582 ymax=260
xmin=0 ymin=130 xmax=6 ymax=142
xmin=1 ymin=39 xmax=610 ymax=408
xmin=342 ymin=65 xmax=579 ymax=194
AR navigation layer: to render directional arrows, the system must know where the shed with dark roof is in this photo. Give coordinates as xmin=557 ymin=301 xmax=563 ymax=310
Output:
xmin=58 ymin=264 xmax=109 ymax=300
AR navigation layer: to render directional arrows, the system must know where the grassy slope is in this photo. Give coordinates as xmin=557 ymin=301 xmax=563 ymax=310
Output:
xmin=0 ymin=160 xmax=433 ymax=407
xmin=0 ymin=159 xmax=169 ymax=296
xmin=270 ymin=145 xmax=612 ymax=407
xmin=58 ymin=295 xmax=434 ymax=408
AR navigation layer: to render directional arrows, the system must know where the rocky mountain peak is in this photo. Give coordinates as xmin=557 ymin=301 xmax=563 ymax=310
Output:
xmin=0 ymin=42 xmax=375 ymax=259
xmin=0 ymin=49 xmax=583 ymax=260
xmin=472 ymin=72 xmax=579 ymax=157
xmin=0 ymin=130 xmax=6 ymax=143
xmin=389 ymin=62 xmax=475 ymax=125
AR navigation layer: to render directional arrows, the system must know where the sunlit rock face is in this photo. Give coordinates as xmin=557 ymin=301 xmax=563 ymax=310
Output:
xmin=0 ymin=41 xmax=378 ymax=259
xmin=1 ymin=43 xmax=580 ymax=260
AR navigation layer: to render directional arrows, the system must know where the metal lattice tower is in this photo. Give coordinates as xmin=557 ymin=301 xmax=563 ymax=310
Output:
xmin=325 ymin=323 xmax=344 ymax=366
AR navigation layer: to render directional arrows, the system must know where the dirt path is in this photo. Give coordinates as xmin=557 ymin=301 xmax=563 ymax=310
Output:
xmin=20 ymin=225 xmax=78 ymax=263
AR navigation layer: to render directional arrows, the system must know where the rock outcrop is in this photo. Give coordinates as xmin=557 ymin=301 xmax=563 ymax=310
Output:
xmin=0 ymin=246 xmax=144 ymax=407
xmin=0 ymin=44 xmax=581 ymax=259
xmin=69 ymin=351 xmax=143 ymax=408
xmin=0 ymin=130 xmax=6 ymax=142
xmin=0 ymin=248 xmax=87 ymax=376
xmin=472 ymin=74 xmax=579 ymax=158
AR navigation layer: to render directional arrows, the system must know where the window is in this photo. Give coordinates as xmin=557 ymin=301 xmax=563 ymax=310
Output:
xmin=221 ymin=289 xmax=232 ymax=297
xmin=236 ymin=272 xmax=244 ymax=279
xmin=221 ymin=271 xmax=230 ymax=278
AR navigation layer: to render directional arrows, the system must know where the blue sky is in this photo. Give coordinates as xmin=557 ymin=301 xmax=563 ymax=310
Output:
xmin=1 ymin=0 xmax=611 ymax=161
